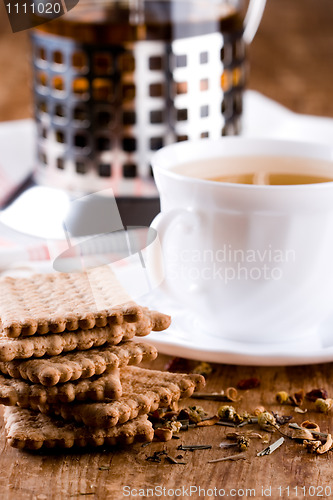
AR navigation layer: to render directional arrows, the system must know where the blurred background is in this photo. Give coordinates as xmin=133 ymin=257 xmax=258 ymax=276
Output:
xmin=0 ymin=0 xmax=332 ymax=122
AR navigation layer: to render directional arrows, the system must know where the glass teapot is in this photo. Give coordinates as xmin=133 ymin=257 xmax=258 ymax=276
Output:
xmin=31 ymin=0 xmax=266 ymax=223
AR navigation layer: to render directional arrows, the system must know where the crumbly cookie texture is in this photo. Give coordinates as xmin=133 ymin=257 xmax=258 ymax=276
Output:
xmin=0 ymin=341 xmax=157 ymax=386
xmin=0 ymin=268 xmax=142 ymax=337
xmin=0 ymin=309 xmax=170 ymax=362
xmin=3 ymin=408 xmax=154 ymax=450
xmin=36 ymin=366 xmax=205 ymax=427
xmin=0 ymin=369 xmax=122 ymax=406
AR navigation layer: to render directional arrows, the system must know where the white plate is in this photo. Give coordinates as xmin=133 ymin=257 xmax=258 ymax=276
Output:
xmin=142 ymin=300 xmax=333 ymax=366
xmin=112 ymin=263 xmax=333 ymax=366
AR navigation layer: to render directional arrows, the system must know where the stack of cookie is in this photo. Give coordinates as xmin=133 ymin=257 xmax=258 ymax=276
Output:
xmin=0 ymin=268 xmax=204 ymax=450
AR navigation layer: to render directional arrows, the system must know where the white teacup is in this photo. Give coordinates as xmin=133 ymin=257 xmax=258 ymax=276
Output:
xmin=150 ymin=138 xmax=333 ymax=344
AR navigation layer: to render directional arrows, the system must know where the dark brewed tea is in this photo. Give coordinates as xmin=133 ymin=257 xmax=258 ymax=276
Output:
xmin=36 ymin=1 xmax=244 ymax=43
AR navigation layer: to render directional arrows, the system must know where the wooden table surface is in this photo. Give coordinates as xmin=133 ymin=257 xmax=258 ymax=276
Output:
xmin=1 ymin=359 xmax=333 ymax=499
xmin=0 ymin=1 xmax=333 ymax=499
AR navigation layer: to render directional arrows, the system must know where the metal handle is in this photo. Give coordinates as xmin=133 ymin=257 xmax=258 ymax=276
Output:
xmin=243 ymin=0 xmax=267 ymax=44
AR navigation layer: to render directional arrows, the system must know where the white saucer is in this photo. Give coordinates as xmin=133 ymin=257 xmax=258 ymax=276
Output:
xmin=111 ymin=260 xmax=333 ymax=366
xmin=137 ymin=288 xmax=333 ymax=366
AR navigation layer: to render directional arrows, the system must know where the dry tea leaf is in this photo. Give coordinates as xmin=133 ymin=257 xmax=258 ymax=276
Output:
xmin=236 ymin=436 xmax=250 ymax=451
xmin=196 ymin=416 xmax=219 ymax=427
xmin=289 ymin=423 xmax=328 ymax=439
xmin=178 ymin=444 xmax=212 ymax=451
xmin=225 ymin=387 xmax=239 ymax=402
xmin=301 ymin=421 xmax=320 ymax=432
xmin=154 ymin=428 xmax=173 ymax=441
xmin=191 ymin=392 xmax=230 ymax=402
xmin=305 ymin=440 xmax=321 ymax=453
xmin=146 ymin=450 xmax=186 ymax=464
xmin=164 ymin=357 xmax=190 ymax=373
xmin=186 ymin=406 xmax=207 ymax=423
xmin=237 ymin=378 xmax=260 ymax=390
xmin=218 ymin=405 xmax=236 ymax=421
xmin=217 ymin=405 xmax=244 ymax=424
xmin=305 ymin=389 xmax=328 ymax=402
xmin=146 ymin=451 xmax=168 ymax=463
xmin=294 ymin=407 xmax=307 ymax=414
xmin=316 ymin=434 xmax=333 ymax=455
xmin=257 ymin=411 xmax=276 ymax=431
xmin=292 ymin=427 xmax=315 ymax=441
xmin=162 ymin=411 xmax=179 ymax=421
xmin=149 ymin=409 xmax=166 ymax=424
xmin=227 ymin=431 xmax=263 ymax=440
xmin=254 ymin=406 xmax=266 ymax=416
xmin=276 ymin=391 xmax=289 ymax=404
xmin=271 ymin=412 xmax=293 ymax=425
xmin=289 ymin=390 xmax=305 ymax=406
xmin=192 ymin=362 xmax=213 ymax=378
xmin=315 ymin=398 xmax=333 ymax=413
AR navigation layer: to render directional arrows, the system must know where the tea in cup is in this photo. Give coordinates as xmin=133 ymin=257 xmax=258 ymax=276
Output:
xmin=150 ymin=138 xmax=333 ymax=343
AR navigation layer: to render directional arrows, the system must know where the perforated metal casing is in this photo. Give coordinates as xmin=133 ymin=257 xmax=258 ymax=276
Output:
xmin=31 ymin=28 xmax=245 ymax=195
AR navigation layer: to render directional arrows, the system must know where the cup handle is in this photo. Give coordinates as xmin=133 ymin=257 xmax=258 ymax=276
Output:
xmin=243 ymin=0 xmax=267 ymax=44
xmin=148 ymin=208 xmax=198 ymax=297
